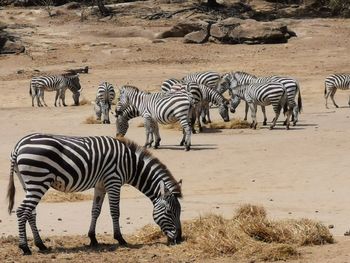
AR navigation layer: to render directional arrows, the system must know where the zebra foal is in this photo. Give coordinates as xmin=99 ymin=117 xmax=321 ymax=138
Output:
xmin=230 ymin=82 xmax=288 ymax=129
xmin=29 ymin=74 xmax=82 ymax=107
xmin=324 ymin=74 xmax=350 ymax=108
xmin=7 ymin=133 xmax=183 ymax=255
xmin=94 ymin=82 xmax=115 ymax=124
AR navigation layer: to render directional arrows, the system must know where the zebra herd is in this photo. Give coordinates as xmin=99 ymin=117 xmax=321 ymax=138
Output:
xmin=5 ymin=71 xmax=350 ymax=255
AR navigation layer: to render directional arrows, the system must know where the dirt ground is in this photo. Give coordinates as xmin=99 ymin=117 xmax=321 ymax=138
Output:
xmin=0 ymin=2 xmax=350 ymax=262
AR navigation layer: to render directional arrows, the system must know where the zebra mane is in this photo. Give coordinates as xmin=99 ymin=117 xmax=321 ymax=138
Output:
xmin=235 ymin=71 xmax=257 ymax=79
xmin=116 ymin=137 xmax=183 ymax=198
xmin=121 ymin=85 xmax=140 ymax=91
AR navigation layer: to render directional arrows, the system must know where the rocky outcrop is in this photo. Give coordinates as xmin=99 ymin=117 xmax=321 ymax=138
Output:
xmin=0 ymin=22 xmax=25 ymax=54
xmin=156 ymin=18 xmax=296 ymax=45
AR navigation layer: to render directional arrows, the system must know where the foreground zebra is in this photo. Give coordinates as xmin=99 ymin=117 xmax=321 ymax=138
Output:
xmin=29 ymin=74 xmax=82 ymax=107
xmin=324 ymin=74 xmax=350 ymax=108
xmin=94 ymin=82 xmax=115 ymax=124
xmin=230 ymin=82 xmax=287 ymax=129
xmin=7 ymin=133 xmax=182 ymax=255
xmin=220 ymin=71 xmax=302 ymax=126
xmin=116 ymin=85 xmax=193 ymax=150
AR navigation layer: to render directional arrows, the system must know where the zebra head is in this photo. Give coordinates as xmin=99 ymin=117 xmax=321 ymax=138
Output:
xmin=217 ymin=73 xmax=231 ymax=94
xmin=229 ymin=95 xmax=241 ymax=113
xmin=218 ymin=99 xmax=230 ymax=122
xmin=153 ymin=180 xmax=182 ymax=245
xmin=115 ymin=115 xmax=129 ymax=137
xmin=69 ymin=75 xmax=82 ymax=106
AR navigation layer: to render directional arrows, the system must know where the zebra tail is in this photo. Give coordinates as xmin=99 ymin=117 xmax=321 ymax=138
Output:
xmin=7 ymin=154 xmax=16 ymax=215
xmin=29 ymin=82 xmax=32 ymax=96
xmin=324 ymin=82 xmax=327 ymax=98
xmin=282 ymin=101 xmax=288 ymax=116
xmin=298 ymin=90 xmax=303 ymax=113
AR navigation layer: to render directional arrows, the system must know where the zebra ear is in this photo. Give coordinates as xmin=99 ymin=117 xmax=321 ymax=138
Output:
xmin=178 ymin=179 xmax=182 ymax=187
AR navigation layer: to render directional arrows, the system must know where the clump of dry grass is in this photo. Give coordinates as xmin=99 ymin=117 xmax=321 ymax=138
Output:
xmin=42 ymin=190 xmax=93 ymax=203
xmin=133 ymin=204 xmax=334 ymax=261
xmin=83 ymin=115 xmax=101 ymax=124
xmin=207 ymin=118 xmax=251 ymax=129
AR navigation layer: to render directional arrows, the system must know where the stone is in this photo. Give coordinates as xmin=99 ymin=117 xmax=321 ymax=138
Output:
xmin=0 ymin=39 xmax=25 ymax=54
xmin=155 ymin=20 xmax=209 ymax=39
xmin=184 ymin=28 xmax=209 ymax=44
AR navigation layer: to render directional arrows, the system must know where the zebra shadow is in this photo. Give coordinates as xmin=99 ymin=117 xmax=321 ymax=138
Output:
xmin=157 ymin=144 xmax=217 ymax=151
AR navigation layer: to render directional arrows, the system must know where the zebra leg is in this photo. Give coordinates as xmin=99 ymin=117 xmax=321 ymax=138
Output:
xmin=54 ymin=90 xmax=60 ymax=107
xmin=106 ymin=182 xmax=127 ymax=246
xmin=28 ymin=210 xmax=48 ymax=251
xmin=196 ymin=105 xmax=202 ymax=133
xmin=292 ymin=104 xmax=299 ymax=126
xmin=95 ymin=103 xmax=102 ymax=121
xmin=206 ymin=104 xmax=212 ymax=123
xmin=270 ymin=104 xmax=282 ymax=130
xmin=144 ymin=117 xmax=154 ymax=147
xmin=348 ymin=94 xmax=350 ymax=107
xmin=152 ymin=121 xmax=161 ymax=149
xmin=88 ymin=185 xmax=106 ymax=247
xmin=330 ymin=88 xmax=338 ymax=108
xmin=244 ymin=102 xmax=249 ymax=121
xmin=40 ymin=91 xmax=48 ymax=107
xmin=261 ymin=106 xmax=267 ymax=125
xmin=61 ymin=91 xmax=67 ymax=107
xmin=248 ymin=103 xmax=257 ymax=129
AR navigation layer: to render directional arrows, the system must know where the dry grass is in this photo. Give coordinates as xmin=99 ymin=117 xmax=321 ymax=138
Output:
xmin=42 ymin=190 xmax=93 ymax=203
xmin=207 ymin=118 xmax=251 ymax=129
xmin=83 ymin=115 xmax=101 ymax=124
xmin=134 ymin=204 xmax=334 ymax=261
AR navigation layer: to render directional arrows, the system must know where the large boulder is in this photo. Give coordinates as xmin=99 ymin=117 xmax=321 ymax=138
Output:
xmin=210 ymin=18 xmax=296 ymax=44
xmin=155 ymin=20 xmax=209 ymax=39
xmin=0 ymin=22 xmax=25 ymax=54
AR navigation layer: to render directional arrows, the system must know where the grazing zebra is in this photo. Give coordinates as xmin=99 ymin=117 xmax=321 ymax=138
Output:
xmin=324 ymin=74 xmax=350 ymax=108
xmin=230 ymin=82 xmax=288 ymax=129
xmin=94 ymin=82 xmax=115 ymax=124
xmin=114 ymin=104 xmax=141 ymax=137
xmin=221 ymin=71 xmax=302 ymax=126
xmin=29 ymin=74 xmax=82 ymax=107
xmin=7 ymin=133 xmax=183 ymax=255
xmin=117 ymin=85 xmax=193 ymax=150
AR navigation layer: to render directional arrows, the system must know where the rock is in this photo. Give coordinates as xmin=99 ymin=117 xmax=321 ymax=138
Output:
xmin=210 ymin=18 xmax=295 ymax=44
xmin=0 ymin=39 xmax=25 ymax=54
xmin=156 ymin=20 xmax=209 ymax=39
xmin=184 ymin=28 xmax=209 ymax=44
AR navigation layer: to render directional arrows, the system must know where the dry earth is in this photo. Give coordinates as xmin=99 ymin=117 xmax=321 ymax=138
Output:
xmin=0 ymin=2 xmax=350 ymax=262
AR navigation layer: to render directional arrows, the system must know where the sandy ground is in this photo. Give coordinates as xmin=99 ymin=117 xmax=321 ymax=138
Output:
xmin=0 ymin=3 xmax=350 ymax=262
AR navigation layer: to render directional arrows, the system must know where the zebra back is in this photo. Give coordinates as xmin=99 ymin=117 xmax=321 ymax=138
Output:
xmin=96 ymin=82 xmax=115 ymax=105
xmin=182 ymin=71 xmax=221 ymax=89
xmin=325 ymin=74 xmax=350 ymax=90
xmin=161 ymin=78 xmax=181 ymax=92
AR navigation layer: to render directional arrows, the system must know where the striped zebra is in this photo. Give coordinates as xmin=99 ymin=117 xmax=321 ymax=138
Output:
xmin=169 ymin=83 xmax=230 ymax=132
xmin=116 ymin=85 xmax=193 ymax=151
xmin=114 ymin=104 xmax=141 ymax=137
xmin=324 ymin=74 xmax=350 ymax=108
xmin=182 ymin=71 xmax=222 ymax=123
xmin=29 ymin=74 xmax=82 ymax=107
xmin=94 ymin=82 xmax=115 ymax=124
xmin=230 ymin=82 xmax=288 ymax=129
xmin=7 ymin=133 xmax=182 ymax=255
xmin=221 ymin=71 xmax=302 ymax=126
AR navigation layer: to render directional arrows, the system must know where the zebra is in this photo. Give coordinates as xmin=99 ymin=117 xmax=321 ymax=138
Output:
xmin=182 ymin=71 xmax=222 ymax=124
xmin=29 ymin=74 xmax=82 ymax=107
xmin=116 ymin=85 xmax=193 ymax=151
xmin=7 ymin=133 xmax=183 ymax=255
xmin=94 ymin=82 xmax=115 ymax=124
xmin=169 ymin=83 xmax=230 ymax=132
xmin=230 ymin=82 xmax=288 ymax=129
xmin=324 ymin=74 xmax=350 ymax=108
xmin=114 ymin=104 xmax=141 ymax=137
xmin=221 ymin=71 xmax=302 ymax=126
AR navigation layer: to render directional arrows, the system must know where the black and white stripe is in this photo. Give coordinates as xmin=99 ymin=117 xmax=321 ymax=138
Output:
xmin=324 ymin=74 xmax=350 ymax=108
xmin=182 ymin=71 xmax=221 ymax=89
xmin=7 ymin=133 xmax=182 ymax=255
xmin=230 ymin=82 xmax=287 ymax=129
xmin=117 ymin=85 xmax=193 ymax=150
xmin=29 ymin=74 xmax=82 ymax=107
xmin=161 ymin=78 xmax=182 ymax=93
xmin=94 ymin=82 xmax=115 ymax=124
xmin=222 ymin=71 xmax=302 ymax=126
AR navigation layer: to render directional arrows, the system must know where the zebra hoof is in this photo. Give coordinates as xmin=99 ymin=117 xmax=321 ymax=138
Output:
xmin=293 ymin=121 xmax=297 ymax=126
xmin=269 ymin=125 xmax=274 ymax=130
xmin=263 ymin=121 xmax=267 ymax=126
xmin=36 ymin=242 xmax=49 ymax=251
xmin=335 ymin=105 xmax=339 ymax=108
xmin=19 ymin=244 xmax=32 ymax=255
xmin=286 ymin=125 xmax=290 ymax=130
xmin=283 ymin=120 xmax=287 ymax=126
xmin=185 ymin=146 xmax=190 ymax=151
xmin=179 ymin=141 xmax=185 ymax=146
